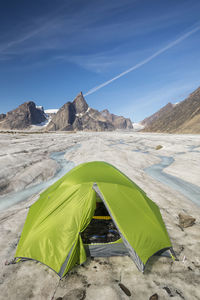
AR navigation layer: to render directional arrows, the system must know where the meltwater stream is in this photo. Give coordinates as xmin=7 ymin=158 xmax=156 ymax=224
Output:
xmin=145 ymin=156 xmax=200 ymax=207
xmin=0 ymin=145 xmax=78 ymax=211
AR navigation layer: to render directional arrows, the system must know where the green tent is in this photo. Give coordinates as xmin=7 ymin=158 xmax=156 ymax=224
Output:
xmin=15 ymin=161 xmax=172 ymax=277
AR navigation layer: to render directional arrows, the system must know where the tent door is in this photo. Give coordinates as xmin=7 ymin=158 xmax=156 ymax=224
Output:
xmin=92 ymin=183 xmax=145 ymax=272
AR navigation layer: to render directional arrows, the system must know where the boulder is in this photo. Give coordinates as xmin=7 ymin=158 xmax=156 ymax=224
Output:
xmin=149 ymin=293 xmax=158 ymax=300
xmin=62 ymin=288 xmax=86 ymax=300
xmin=118 ymin=283 xmax=131 ymax=296
xmin=178 ymin=213 xmax=196 ymax=228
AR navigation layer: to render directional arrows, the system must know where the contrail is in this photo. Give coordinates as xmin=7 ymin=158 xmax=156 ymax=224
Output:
xmin=84 ymin=25 xmax=200 ymax=97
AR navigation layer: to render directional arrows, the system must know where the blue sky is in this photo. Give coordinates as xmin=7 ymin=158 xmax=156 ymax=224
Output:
xmin=0 ymin=0 xmax=200 ymax=122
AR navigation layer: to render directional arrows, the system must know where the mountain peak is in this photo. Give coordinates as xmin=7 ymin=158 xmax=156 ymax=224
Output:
xmin=47 ymin=93 xmax=133 ymax=131
xmin=73 ymin=92 xmax=88 ymax=114
xmin=0 ymin=101 xmax=47 ymax=130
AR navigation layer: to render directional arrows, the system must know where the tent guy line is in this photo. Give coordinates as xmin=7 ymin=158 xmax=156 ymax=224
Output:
xmin=84 ymin=24 xmax=200 ymax=97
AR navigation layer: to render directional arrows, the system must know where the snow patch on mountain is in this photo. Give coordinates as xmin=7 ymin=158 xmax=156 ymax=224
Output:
xmin=44 ymin=109 xmax=59 ymax=114
xmin=132 ymin=122 xmax=144 ymax=131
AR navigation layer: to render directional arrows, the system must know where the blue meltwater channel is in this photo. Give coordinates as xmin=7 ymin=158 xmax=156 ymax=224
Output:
xmin=144 ymin=156 xmax=200 ymax=207
xmin=0 ymin=145 xmax=79 ymax=211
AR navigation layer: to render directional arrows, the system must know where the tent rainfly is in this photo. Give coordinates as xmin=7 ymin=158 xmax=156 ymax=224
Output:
xmin=15 ymin=161 xmax=173 ymax=277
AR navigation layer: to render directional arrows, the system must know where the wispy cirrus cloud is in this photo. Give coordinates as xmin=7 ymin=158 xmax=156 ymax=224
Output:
xmin=83 ymin=24 xmax=200 ymax=96
xmin=55 ymin=46 xmax=146 ymax=73
xmin=0 ymin=0 xmax=197 ymax=63
xmin=126 ymin=80 xmax=200 ymax=121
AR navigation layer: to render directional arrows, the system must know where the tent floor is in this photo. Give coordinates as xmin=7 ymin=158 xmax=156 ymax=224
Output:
xmin=81 ymin=203 xmax=120 ymax=244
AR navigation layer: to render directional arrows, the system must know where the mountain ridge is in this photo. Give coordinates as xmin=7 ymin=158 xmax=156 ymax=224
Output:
xmin=0 ymin=92 xmax=133 ymax=131
xmin=47 ymin=92 xmax=133 ymax=131
xmin=0 ymin=101 xmax=47 ymax=130
xmin=141 ymin=86 xmax=200 ymax=133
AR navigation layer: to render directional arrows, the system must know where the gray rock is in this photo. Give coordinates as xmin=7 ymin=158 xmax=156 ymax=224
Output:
xmin=149 ymin=293 xmax=158 ymax=300
xmin=178 ymin=213 xmax=196 ymax=228
xmin=163 ymin=286 xmax=185 ymax=299
xmin=118 ymin=283 xmax=131 ymax=296
xmin=62 ymin=288 xmax=86 ymax=300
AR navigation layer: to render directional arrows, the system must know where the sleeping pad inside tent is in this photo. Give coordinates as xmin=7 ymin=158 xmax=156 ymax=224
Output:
xmin=15 ymin=161 xmax=173 ymax=277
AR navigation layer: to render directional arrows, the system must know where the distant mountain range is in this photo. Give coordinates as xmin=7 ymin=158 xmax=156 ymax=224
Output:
xmin=1 ymin=87 xmax=200 ymax=133
xmin=141 ymin=86 xmax=200 ymax=134
xmin=46 ymin=92 xmax=133 ymax=131
xmin=0 ymin=92 xmax=133 ymax=131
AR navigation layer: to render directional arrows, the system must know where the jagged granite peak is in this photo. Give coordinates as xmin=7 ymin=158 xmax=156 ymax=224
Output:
xmin=47 ymin=92 xmax=132 ymax=131
xmin=46 ymin=95 xmax=112 ymax=132
xmin=142 ymin=86 xmax=200 ymax=133
xmin=46 ymin=102 xmax=76 ymax=131
xmin=73 ymin=91 xmax=88 ymax=115
xmin=0 ymin=101 xmax=47 ymax=130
